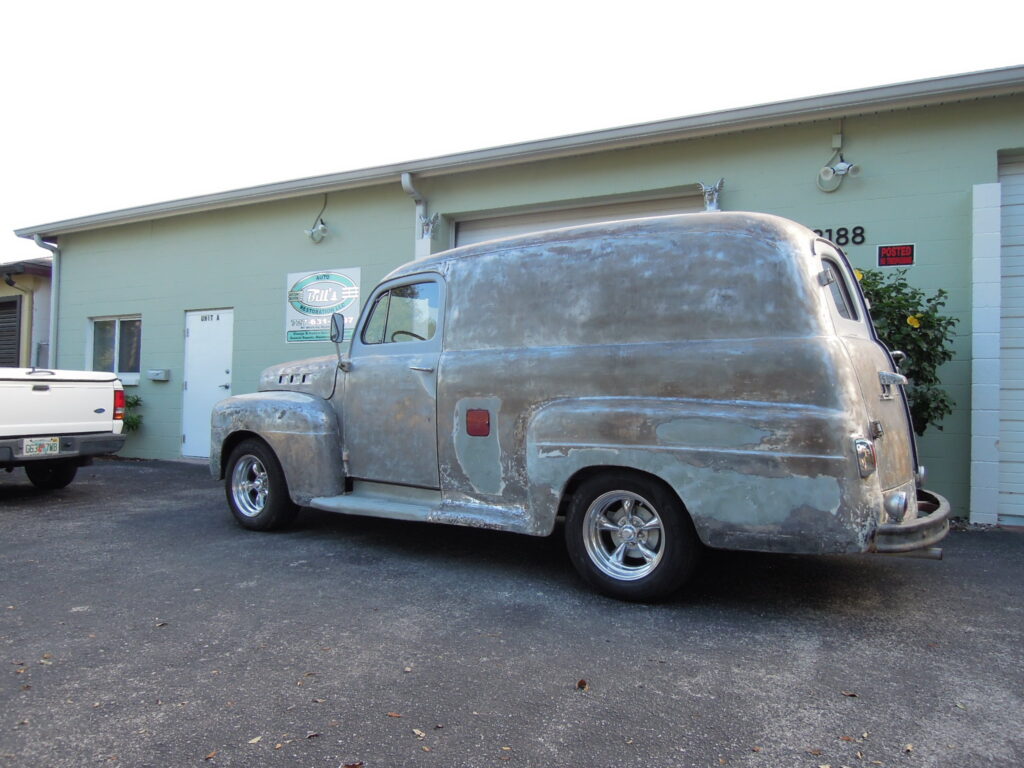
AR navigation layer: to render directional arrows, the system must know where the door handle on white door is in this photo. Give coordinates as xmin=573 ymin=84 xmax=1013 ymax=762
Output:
xmin=218 ymin=383 xmax=230 ymax=389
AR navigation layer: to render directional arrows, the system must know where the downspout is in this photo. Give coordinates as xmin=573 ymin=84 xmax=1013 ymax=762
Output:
xmin=32 ymin=235 xmax=60 ymax=368
xmin=401 ymin=172 xmax=437 ymax=260
xmin=400 ymin=171 xmax=426 ymax=231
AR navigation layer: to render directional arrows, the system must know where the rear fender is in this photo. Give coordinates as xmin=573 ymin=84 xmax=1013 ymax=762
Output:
xmin=526 ymin=397 xmax=872 ymax=552
xmin=211 ymin=391 xmax=344 ymax=506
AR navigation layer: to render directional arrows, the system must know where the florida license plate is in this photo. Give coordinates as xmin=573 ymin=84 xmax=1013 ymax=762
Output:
xmin=23 ymin=437 xmax=60 ymax=456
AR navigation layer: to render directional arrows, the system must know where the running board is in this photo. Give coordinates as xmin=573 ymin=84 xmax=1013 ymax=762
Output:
xmin=308 ymin=481 xmax=537 ymax=535
xmin=309 ymin=482 xmax=441 ymax=523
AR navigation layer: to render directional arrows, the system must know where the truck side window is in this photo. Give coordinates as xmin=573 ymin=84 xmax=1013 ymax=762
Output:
xmin=361 ymin=282 xmax=440 ymax=345
xmin=362 ymin=293 xmax=391 ymax=345
xmin=823 ymin=258 xmax=858 ymax=322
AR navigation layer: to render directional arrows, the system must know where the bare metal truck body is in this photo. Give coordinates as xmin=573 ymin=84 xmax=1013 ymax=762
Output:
xmin=1 ymin=368 xmax=126 ymax=489
xmin=211 ymin=212 xmax=949 ymax=600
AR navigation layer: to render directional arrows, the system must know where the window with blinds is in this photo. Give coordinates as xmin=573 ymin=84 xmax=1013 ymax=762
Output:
xmin=0 ymin=297 xmax=20 ymax=367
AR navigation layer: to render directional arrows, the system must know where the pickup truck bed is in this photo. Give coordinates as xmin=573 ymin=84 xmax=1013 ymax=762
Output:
xmin=0 ymin=368 xmax=127 ymax=489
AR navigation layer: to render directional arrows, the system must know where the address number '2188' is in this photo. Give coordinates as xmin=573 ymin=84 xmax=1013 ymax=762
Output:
xmin=813 ymin=226 xmax=866 ymax=246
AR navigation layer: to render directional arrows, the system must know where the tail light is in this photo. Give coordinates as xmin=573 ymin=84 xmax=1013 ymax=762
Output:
xmin=884 ymin=491 xmax=909 ymax=522
xmin=853 ymin=438 xmax=876 ymax=478
xmin=114 ymin=389 xmax=126 ymax=421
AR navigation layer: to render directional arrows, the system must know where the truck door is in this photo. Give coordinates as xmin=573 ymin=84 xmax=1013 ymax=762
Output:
xmin=343 ymin=276 xmax=444 ymax=488
xmin=816 ymin=240 xmax=917 ymax=492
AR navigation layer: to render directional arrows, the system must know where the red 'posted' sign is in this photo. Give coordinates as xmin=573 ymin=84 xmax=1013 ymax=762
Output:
xmin=878 ymin=244 xmax=915 ymax=266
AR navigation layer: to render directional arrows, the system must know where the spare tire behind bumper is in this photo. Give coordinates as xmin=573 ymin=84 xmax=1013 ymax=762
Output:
xmin=873 ymin=489 xmax=951 ymax=553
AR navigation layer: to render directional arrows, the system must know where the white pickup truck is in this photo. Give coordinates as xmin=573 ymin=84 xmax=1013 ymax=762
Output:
xmin=0 ymin=368 xmax=127 ymax=489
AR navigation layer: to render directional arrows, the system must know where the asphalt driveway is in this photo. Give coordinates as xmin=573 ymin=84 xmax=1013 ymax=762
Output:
xmin=1 ymin=459 xmax=1022 ymax=767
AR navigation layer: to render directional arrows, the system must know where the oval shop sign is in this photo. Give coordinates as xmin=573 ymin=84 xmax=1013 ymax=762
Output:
xmin=288 ymin=272 xmax=359 ymax=316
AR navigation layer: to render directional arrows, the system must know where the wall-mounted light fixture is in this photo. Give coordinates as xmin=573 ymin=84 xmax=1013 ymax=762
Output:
xmin=3 ymin=264 xmax=25 ymax=288
xmin=305 ymin=195 xmax=329 ymax=243
xmin=305 ymin=217 xmax=328 ymax=243
xmin=698 ymin=178 xmax=725 ymax=211
xmin=817 ymin=127 xmax=861 ymax=193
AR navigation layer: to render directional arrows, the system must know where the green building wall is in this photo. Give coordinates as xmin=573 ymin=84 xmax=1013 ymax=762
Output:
xmin=54 ymin=94 xmax=1024 ymax=517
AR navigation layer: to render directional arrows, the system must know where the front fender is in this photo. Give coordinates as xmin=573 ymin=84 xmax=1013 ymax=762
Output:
xmin=211 ymin=391 xmax=345 ymax=506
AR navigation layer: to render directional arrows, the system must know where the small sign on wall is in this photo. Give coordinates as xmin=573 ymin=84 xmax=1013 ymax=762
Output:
xmin=878 ymin=244 xmax=915 ymax=267
xmin=286 ymin=268 xmax=361 ymax=343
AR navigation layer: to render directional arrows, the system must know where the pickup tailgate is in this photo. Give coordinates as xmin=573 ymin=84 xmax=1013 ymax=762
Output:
xmin=0 ymin=368 xmax=122 ymax=438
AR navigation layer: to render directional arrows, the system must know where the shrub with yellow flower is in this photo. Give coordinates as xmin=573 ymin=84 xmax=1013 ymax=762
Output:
xmin=856 ymin=269 xmax=958 ymax=436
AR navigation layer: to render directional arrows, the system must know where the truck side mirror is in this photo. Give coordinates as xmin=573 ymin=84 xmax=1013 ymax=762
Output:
xmin=330 ymin=313 xmax=352 ymax=371
xmin=330 ymin=313 xmax=346 ymax=344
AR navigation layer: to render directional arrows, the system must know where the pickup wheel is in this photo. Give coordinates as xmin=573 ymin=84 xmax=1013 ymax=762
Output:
xmin=225 ymin=439 xmax=298 ymax=531
xmin=25 ymin=460 xmax=78 ymax=490
xmin=564 ymin=472 xmax=700 ymax=602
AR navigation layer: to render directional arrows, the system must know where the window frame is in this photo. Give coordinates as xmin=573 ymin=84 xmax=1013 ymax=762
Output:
xmin=88 ymin=314 xmax=142 ymax=385
xmin=351 ymin=274 xmax=445 ymax=357
xmin=814 ymin=239 xmax=871 ymax=340
xmin=822 ymin=257 xmax=859 ymax=322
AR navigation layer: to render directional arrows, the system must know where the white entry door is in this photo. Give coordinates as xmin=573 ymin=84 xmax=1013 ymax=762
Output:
xmin=182 ymin=309 xmax=234 ymax=457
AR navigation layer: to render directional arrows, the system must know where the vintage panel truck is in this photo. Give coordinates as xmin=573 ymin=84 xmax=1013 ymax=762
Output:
xmin=211 ymin=212 xmax=950 ymax=600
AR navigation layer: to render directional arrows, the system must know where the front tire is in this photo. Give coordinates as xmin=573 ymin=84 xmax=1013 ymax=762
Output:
xmin=25 ymin=460 xmax=78 ymax=490
xmin=225 ymin=439 xmax=298 ymax=531
xmin=564 ymin=471 xmax=700 ymax=602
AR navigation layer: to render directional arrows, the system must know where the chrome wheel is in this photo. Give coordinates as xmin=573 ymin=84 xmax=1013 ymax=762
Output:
xmin=231 ymin=453 xmax=269 ymax=518
xmin=224 ymin=439 xmax=298 ymax=531
xmin=582 ymin=490 xmax=664 ymax=581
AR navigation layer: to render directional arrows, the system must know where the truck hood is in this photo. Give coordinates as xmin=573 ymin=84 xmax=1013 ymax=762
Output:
xmin=258 ymin=355 xmax=340 ymax=400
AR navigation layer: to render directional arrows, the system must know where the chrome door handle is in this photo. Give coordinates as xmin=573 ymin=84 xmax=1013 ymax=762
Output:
xmin=878 ymin=370 xmax=907 ymax=400
xmin=879 ymin=371 xmax=907 ymax=387
xmin=409 ymin=366 xmax=434 ymax=373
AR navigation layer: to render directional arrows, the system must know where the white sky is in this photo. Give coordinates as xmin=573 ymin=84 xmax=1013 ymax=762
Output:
xmin=2 ymin=1 xmax=1019 ymax=262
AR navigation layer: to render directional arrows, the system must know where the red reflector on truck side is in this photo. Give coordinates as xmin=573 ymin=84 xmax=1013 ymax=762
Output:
xmin=466 ymin=409 xmax=490 ymax=437
xmin=114 ymin=389 xmax=126 ymax=420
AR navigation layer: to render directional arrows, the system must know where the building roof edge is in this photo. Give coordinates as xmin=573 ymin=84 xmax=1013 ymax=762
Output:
xmin=16 ymin=65 xmax=1024 ymax=239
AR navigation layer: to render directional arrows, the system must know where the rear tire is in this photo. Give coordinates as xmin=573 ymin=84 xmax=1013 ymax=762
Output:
xmin=564 ymin=471 xmax=700 ymax=602
xmin=25 ymin=460 xmax=78 ymax=490
xmin=225 ymin=439 xmax=298 ymax=531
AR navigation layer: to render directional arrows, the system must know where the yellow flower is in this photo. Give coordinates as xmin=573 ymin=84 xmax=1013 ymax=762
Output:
xmin=906 ymin=315 xmax=921 ymax=328
xmin=854 ymin=268 xmax=864 ymax=281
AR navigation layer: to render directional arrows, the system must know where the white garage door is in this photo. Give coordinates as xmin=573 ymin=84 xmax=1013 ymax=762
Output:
xmin=454 ymin=195 xmax=704 ymax=247
xmin=998 ymin=154 xmax=1024 ymax=526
